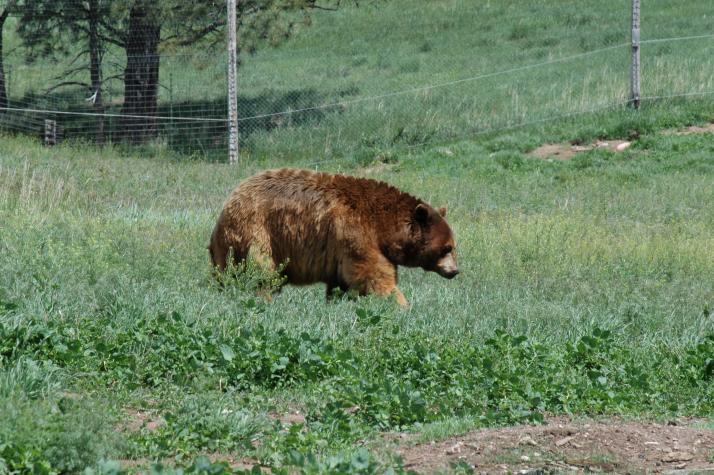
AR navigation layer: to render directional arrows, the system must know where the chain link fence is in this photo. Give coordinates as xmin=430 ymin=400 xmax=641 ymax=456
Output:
xmin=0 ymin=0 xmax=712 ymax=162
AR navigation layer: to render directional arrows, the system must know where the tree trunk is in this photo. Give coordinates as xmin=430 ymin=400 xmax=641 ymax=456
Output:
xmin=0 ymin=9 xmax=9 ymax=114
xmin=120 ymin=4 xmax=160 ymax=144
xmin=88 ymin=0 xmax=104 ymax=143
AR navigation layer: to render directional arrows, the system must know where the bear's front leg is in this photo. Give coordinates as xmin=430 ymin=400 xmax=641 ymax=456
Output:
xmin=386 ymin=286 xmax=408 ymax=308
xmin=345 ymin=255 xmax=409 ymax=308
xmin=361 ymin=279 xmax=408 ymax=308
xmin=395 ymin=288 xmax=408 ymax=307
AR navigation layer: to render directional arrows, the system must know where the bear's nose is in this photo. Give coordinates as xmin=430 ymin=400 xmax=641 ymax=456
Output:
xmin=444 ymin=269 xmax=459 ymax=279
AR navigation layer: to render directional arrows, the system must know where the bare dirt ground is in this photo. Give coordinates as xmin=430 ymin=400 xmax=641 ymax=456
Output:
xmin=529 ymin=122 xmax=714 ymax=161
xmin=663 ymin=123 xmax=714 ymax=136
xmin=394 ymin=416 xmax=714 ymax=474
xmin=119 ymin=408 xmax=163 ymax=433
xmin=529 ymin=140 xmax=632 ymax=161
xmin=117 ymin=407 xmax=714 ymax=473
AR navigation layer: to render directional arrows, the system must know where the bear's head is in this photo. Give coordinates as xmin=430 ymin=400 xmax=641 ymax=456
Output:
xmin=407 ymin=203 xmax=459 ymax=279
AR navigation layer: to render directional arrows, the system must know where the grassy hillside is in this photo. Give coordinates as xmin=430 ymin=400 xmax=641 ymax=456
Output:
xmin=3 ymin=0 xmax=713 ymax=160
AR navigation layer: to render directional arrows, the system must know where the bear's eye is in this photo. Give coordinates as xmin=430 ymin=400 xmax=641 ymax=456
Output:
xmin=442 ymin=245 xmax=453 ymax=255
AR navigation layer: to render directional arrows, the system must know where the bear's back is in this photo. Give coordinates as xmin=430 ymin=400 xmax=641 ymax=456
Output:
xmin=238 ymin=168 xmax=421 ymax=220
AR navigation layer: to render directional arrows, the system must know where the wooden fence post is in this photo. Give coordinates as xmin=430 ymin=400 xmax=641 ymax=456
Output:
xmin=44 ymin=119 xmax=57 ymax=146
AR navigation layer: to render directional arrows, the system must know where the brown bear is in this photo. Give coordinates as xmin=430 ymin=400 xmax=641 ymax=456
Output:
xmin=209 ymin=168 xmax=458 ymax=307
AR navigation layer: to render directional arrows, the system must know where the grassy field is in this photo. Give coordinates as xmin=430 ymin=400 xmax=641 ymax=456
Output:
xmin=2 ymin=0 xmax=714 ymax=473
xmin=2 ymin=96 xmax=714 ymax=473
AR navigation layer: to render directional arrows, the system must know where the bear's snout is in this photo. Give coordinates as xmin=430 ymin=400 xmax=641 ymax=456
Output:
xmin=435 ymin=253 xmax=459 ymax=279
xmin=440 ymin=268 xmax=459 ymax=279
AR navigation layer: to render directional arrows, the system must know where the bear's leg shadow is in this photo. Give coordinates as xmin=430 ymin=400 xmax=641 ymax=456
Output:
xmin=325 ymin=282 xmax=350 ymax=302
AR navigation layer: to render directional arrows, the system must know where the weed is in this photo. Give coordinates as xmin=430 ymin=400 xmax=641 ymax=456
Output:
xmin=130 ymin=394 xmax=268 ymax=458
xmin=213 ymin=250 xmax=288 ymax=298
xmin=0 ymin=395 xmax=122 ymax=474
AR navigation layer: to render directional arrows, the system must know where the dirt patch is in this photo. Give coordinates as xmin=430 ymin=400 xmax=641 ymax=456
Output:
xmin=396 ymin=416 xmax=714 ymax=474
xmin=118 ymin=408 xmax=163 ymax=433
xmin=268 ymin=408 xmax=307 ymax=426
xmin=360 ymin=161 xmax=397 ymax=175
xmin=530 ymin=122 xmax=714 ymax=161
xmin=664 ymin=123 xmax=714 ymax=136
xmin=529 ymin=140 xmax=632 ymax=161
xmin=203 ymin=453 xmax=267 ymax=472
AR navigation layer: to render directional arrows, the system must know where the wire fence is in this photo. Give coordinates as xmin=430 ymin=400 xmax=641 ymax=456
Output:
xmin=0 ymin=0 xmax=712 ymax=162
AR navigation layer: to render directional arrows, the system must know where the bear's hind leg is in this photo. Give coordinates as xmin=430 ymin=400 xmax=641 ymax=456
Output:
xmin=209 ymin=221 xmax=251 ymax=275
xmin=245 ymin=243 xmax=289 ymax=302
xmin=326 ymin=284 xmax=337 ymax=301
xmin=209 ymin=226 xmax=229 ymax=272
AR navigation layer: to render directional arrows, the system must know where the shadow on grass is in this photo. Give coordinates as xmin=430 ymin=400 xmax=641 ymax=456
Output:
xmin=0 ymin=86 xmax=358 ymax=159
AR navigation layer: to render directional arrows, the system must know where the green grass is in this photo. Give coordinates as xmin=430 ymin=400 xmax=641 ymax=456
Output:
xmin=1 ymin=96 xmax=714 ymax=473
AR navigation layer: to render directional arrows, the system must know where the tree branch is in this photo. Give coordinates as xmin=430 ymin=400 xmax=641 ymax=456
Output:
xmin=310 ymin=4 xmax=338 ymax=11
xmin=103 ymin=73 xmax=124 ymax=83
xmin=51 ymin=63 xmax=90 ymax=81
xmin=97 ymin=19 xmax=126 ymax=46
xmin=65 ymin=49 xmax=91 ymax=69
xmin=97 ymin=32 xmax=125 ymax=48
xmin=44 ymin=81 xmax=91 ymax=94
xmin=170 ymin=19 xmax=226 ymax=46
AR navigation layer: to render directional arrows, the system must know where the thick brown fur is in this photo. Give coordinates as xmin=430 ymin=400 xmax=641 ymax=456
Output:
xmin=209 ymin=168 xmax=458 ymax=307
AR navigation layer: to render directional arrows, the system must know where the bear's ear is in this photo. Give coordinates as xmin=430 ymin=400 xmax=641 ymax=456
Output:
xmin=438 ymin=207 xmax=447 ymax=217
xmin=414 ymin=203 xmax=430 ymax=225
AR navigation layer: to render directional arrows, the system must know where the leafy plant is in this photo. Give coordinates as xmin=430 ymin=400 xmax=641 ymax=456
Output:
xmin=130 ymin=394 xmax=267 ymax=458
